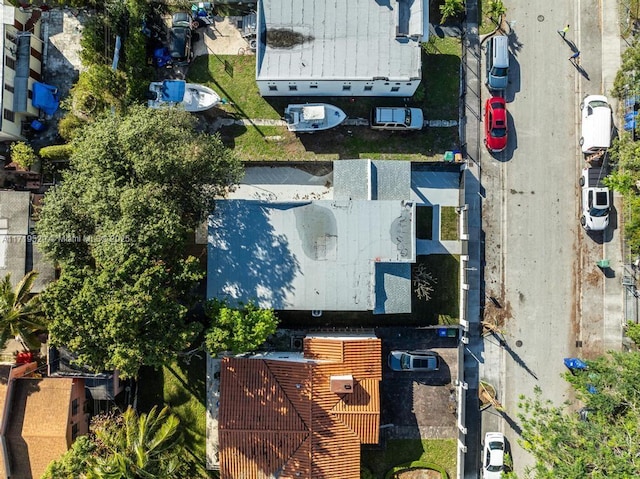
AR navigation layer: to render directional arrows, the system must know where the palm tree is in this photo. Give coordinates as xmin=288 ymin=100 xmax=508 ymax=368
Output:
xmin=88 ymin=406 xmax=184 ymax=479
xmin=0 ymin=271 xmax=47 ymax=351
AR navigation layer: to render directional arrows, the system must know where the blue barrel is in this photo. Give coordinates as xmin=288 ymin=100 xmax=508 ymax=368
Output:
xmin=30 ymin=119 xmax=45 ymax=131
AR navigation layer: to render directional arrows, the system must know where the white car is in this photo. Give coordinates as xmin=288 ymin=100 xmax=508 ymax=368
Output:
xmin=580 ymin=95 xmax=612 ymax=154
xmin=482 ymin=432 xmax=505 ymax=479
xmin=580 ymin=167 xmax=610 ymax=231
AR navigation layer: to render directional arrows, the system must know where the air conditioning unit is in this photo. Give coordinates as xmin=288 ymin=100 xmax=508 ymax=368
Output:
xmin=330 ymin=375 xmax=354 ymax=394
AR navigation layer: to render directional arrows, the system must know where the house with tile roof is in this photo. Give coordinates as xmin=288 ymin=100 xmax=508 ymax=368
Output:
xmin=255 ymin=0 xmax=428 ymax=97
xmin=216 ymin=334 xmax=381 ymax=479
xmin=0 ymin=362 xmax=88 ymax=479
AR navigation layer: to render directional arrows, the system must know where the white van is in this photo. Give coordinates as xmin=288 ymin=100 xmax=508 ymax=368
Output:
xmin=580 ymin=95 xmax=612 ymax=154
xmin=486 ymin=35 xmax=509 ymax=91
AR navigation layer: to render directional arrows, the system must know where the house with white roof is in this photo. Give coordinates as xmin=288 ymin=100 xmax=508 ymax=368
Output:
xmin=207 ymin=160 xmax=464 ymax=316
xmin=255 ymin=0 xmax=428 ymax=97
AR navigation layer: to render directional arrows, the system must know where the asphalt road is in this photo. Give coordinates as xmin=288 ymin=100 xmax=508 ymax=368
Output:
xmin=479 ymin=0 xmax=619 ymax=474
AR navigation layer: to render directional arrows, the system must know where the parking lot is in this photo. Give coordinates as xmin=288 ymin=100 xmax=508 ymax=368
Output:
xmin=377 ymin=327 xmax=459 ymax=440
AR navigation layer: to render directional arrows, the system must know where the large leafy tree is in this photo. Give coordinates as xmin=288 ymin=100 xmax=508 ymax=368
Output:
xmin=37 ymin=106 xmax=243 ymax=377
xmin=517 ymin=352 xmax=640 ymax=478
xmin=204 ymin=299 xmax=279 ymax=355
xmin=43 ymin=406 xmax=189 ymax=479
xmin=0 ymin=271 xmax=47 ymax=350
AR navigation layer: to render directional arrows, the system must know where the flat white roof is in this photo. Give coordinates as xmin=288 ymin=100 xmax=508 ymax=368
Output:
xmin=256 ymin=0 xmax=426 ymax=81
xmin=208 ymin=199 xmax=415 ymax=312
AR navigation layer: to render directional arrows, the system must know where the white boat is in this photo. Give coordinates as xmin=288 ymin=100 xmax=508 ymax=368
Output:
xmin=284 ymin=103 xmax=347 ymax=132
xmin=147 ymin=80 xmax=221 ymax=112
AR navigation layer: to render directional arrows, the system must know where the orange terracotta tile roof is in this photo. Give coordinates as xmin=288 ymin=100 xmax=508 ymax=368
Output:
xmin=6 ymin=378 xmax=72 ymax=479
xmin=0 ymin=365 xmax=11 ymax=476
xmin=219 ymin=336 xmax=381 ymax=479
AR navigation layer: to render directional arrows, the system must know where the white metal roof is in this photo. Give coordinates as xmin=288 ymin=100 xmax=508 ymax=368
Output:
xmin=256 ymin=0 xmax=427 ymax=81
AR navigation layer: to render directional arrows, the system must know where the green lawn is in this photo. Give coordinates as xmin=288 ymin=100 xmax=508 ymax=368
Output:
xmin=137 ymin=355 xmax=211 ymax=478
xmin=187 ymin=37 xmax=461 ymax=161
xmin=422 ymin=37 xmax=462 ymax=119
xmin=440 ymin=206 xmax=459 ymax=241
xmin=412 ymin=254 xmax=460 ymax=325
xmin=362 ymin=439 xmax=457 ymax=479
xmin=188 ymin=55 xmax=283 ymax=120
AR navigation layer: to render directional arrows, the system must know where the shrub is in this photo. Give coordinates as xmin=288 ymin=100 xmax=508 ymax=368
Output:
xmin=439 ymin=0 xmax=464 ymax=24
xmin=79 ymin=15 xmax=108 ymax=66
xmin=38 ymin=144 xmax=74 ymax=162
xmin=57 ymin=114 xmax=87 ymax=142
xmin=69 ymin=64 xmax=127 ymax=119
xmin=123 ymin=28 xmax=155 ymax=103
xmin=361 ymin=466 xmax=375 ymax=479
xmin=626 ymin=321 xmax=640 ymax=346
xmin=488 ymin=0 xmax=506 ymax=21
xmin=10 ymin=142 xmax=37 ymax=170
xmin=64 ymin=0 xmax=99 ymax=7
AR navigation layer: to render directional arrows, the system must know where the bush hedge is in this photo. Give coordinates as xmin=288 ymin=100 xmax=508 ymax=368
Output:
xmin=38 ymin=144 xmax=74 ymax=161
xmin=57 ymin=114 xmax=87 ymax=142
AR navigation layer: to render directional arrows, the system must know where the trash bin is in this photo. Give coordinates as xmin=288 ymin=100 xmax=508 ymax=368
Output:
xmin=444 ymin=151 xmax=454 ymax=162
xmin=30 ymin=119 xmax=45 ymax=132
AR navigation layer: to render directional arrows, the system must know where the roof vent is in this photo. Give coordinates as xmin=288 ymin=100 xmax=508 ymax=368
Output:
xmin=330 ymin=374 xmax=354 ymax=394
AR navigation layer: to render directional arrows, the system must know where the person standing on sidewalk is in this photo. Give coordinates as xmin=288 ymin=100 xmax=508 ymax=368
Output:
xmin=569 ymin=50 xmax=581 ymax=63
xmin=558 ymin=24 xmax=570 ymax=38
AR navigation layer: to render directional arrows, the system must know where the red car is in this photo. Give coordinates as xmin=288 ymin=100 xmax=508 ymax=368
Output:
xmin=484 ymin=96 xmax=508 ymax=152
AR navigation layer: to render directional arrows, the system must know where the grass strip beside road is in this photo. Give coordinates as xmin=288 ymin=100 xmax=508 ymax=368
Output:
xmin=440 ymin=206 xmax=459 ymax=241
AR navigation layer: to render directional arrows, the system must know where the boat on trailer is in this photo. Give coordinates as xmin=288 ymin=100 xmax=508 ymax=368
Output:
xmin=284 ymin=103 xmax=347 ymax=132
xmin=147 ymin=80 xmax=221 ymax=112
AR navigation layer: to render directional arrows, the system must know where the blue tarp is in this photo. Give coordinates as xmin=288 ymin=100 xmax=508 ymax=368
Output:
xmin=161 ymin=80 xmax=186 ymax=102
xmin=153 ymin=47 xmax=172 ymax=68
xmin=564 ymin=358 xmax=588 ymax=371
xmin=32 ymin=82 xmax=60 ymax=116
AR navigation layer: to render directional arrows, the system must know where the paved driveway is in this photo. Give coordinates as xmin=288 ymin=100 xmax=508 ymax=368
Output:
xmin=376 ymin=327 xmax=459 ymax=440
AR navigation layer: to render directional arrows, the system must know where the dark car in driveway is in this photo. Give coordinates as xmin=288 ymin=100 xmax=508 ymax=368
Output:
xmin=169 ymin=12 xmax=193 ymax=66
